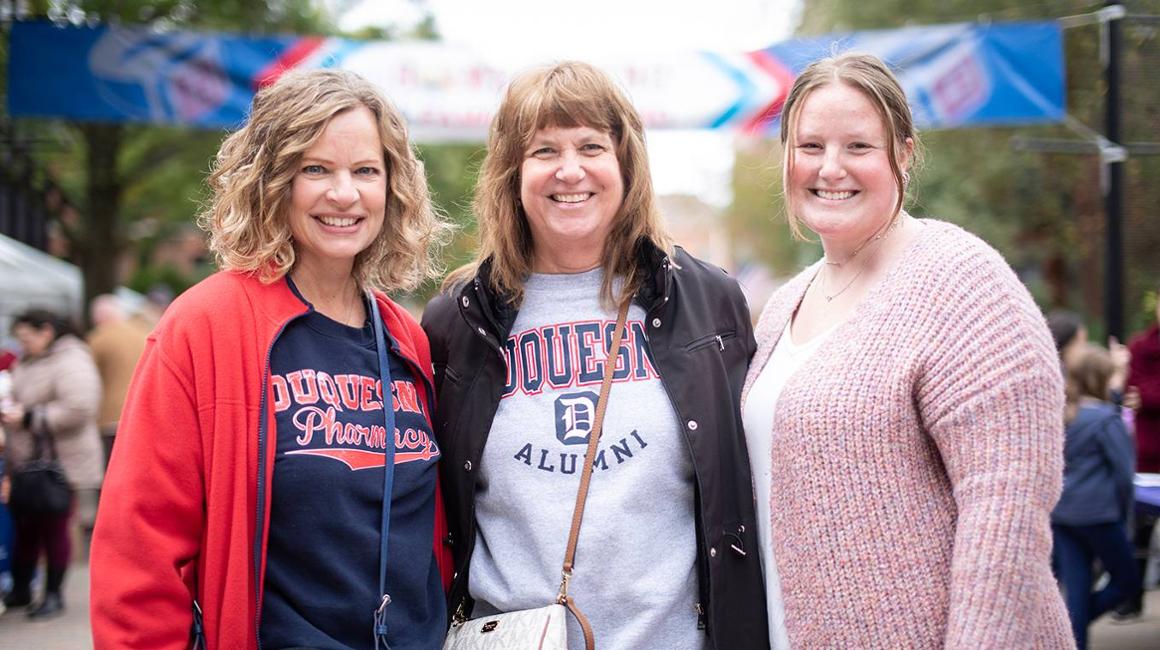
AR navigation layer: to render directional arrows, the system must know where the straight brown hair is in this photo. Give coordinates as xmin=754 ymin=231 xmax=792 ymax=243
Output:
xmin=446 ymin=61 xmax=673 ymax=308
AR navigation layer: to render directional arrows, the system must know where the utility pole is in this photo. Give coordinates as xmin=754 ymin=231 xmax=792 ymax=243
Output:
xmin=1103 ymin=1 xmax=1125 ymax=340
xmin=1013 ymin=4 xmax=1134 ymax=339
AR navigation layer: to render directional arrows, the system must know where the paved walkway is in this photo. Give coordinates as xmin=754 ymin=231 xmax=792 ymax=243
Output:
xmin=0 ymin=560 xmax=92 ymax=649
xmin=1090 ymin=590 xmax=1160 ymax=649
xmin=1 ymin=561 xmax=1158 ymax=649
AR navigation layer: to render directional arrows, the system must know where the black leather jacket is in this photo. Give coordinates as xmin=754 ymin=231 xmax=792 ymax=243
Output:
xmin=421 ymin=243 xmax=770 ymax=649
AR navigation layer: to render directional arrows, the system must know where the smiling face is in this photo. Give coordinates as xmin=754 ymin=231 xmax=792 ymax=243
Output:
xmin=519 ymin=125 xmax=625 ymax=273
xmin=785 ymin=82 xmax=911 ymax=247
xmin=288 ymin=106 xmax=386 ymax=275
xmin=12 ymin=323 xmax=54 ymax=357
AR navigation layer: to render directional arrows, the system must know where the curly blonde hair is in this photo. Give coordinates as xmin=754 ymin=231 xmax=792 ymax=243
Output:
xmin=446 ymin=61 xmax=673 ymax=308
xmin=199 ymin=68 xmax=450 ymax=291
xmin=779 ymin=52 xmax=923 ymax=239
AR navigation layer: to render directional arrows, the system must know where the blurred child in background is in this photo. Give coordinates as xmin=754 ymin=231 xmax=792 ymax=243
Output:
xmin=1052 ymin=343 xmax=1141 ymax=649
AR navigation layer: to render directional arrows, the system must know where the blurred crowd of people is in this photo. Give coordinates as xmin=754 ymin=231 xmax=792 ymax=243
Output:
xmin=0 ymin=290 xmax=160 ymax=619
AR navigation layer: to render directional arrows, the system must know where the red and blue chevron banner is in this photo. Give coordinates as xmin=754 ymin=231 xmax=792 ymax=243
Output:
xmin=7 ymin=19 xmax=1063 ymax=136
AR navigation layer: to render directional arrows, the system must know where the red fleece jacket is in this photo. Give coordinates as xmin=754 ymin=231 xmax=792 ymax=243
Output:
xmin=90 ymin=271 xmax=452 ymax=649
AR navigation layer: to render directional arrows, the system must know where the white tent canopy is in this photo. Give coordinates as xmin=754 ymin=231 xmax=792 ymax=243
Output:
xmin=0 ymin=233 xmax=83 ymax=335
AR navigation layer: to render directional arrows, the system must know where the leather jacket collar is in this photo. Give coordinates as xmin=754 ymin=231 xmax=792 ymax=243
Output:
xmin=461 ymin=239 xmax=675 ymax=336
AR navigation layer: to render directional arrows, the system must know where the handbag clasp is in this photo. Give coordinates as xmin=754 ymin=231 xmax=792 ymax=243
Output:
xmin=556 ymin=568 xmax=573 ymax=604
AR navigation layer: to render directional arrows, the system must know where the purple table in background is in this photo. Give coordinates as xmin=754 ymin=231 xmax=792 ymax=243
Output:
xmin=1137 ymin=484 xmax=1160 ymax=518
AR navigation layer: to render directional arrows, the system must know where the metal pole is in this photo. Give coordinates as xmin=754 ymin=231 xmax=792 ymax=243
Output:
xmin=1104 ymin=2 xmax=1125 ymax=340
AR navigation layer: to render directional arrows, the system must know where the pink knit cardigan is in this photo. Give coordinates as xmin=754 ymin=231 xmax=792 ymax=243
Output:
xmin=742 ymin=220 xmax=1073 ymax=648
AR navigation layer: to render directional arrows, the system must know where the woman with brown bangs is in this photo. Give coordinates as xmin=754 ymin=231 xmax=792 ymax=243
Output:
xmin=423 ymin=62 xmax=769 ymax=649
xmin=90 ymin=69 xmax=453 ymax=649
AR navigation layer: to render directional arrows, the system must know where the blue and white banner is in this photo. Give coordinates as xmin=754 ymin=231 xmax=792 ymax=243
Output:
xmin=8 ymin=19 xmax=1064 ymax=136
xmin=763 ymin=21 xmax=1065 ymax=131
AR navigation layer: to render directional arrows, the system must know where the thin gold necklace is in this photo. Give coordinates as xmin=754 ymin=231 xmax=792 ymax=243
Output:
xmin=820 ymin=216 xmax=901 ymax=302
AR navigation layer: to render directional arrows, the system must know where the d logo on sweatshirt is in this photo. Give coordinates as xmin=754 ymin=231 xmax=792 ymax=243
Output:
xmin=555 ymin=391 xmax=598 ymax=445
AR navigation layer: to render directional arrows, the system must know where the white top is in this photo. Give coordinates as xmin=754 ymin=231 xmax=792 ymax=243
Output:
xmin=742 ymin=319 xmax=835 ymax=650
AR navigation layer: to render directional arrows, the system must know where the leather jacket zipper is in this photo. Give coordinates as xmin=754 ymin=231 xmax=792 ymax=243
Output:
xmin=641 ymin=303 xmax=713 ymax=636
xmin=683 ymin=330 xmax=737 ymax=352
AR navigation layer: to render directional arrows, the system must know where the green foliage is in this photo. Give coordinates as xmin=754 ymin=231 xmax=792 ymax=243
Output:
xmin=1143 ymin=288 xmax=1159 ymax=326
xmin=127 ymin=262 xmax=205 ymax=296
xmin=6 ymin=1 xmax=481 ymax=311
xmin=347 ymin=14 xmax=441 ymax=42
xmin=797 ymin=0 xmax=1102 ymax=35
xmin=405 ymin=142 xmax=487 ymax=302
xmin=723 ymin=140 xmax=820 ymax=275
xmin=116 ymin=126 xmax=220 ymax=228
xmin=5 ymin=0 xmax=337 ymax=313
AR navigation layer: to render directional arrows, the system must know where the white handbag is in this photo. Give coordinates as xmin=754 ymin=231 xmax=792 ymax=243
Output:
xmin=442 ymin=301 xmax=630 ymax=650
xmin=442 ymin=603 xmax=568 ymax=650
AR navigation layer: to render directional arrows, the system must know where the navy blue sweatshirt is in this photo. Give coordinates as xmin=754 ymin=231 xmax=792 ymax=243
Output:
xmin=1052 ymin=400 xmax=1135 ymax=527
xmin=260 ymin=288 xmax=444 ymax=649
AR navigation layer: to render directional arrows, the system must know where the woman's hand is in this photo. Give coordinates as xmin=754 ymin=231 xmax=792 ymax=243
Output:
xmin=1109 ymin=336 xmax=1132 ymax=393
xmin=1123 ymin=385 xmax=1142 ymax=411
xmin=0 ymin=402 xmax=25 ymax=428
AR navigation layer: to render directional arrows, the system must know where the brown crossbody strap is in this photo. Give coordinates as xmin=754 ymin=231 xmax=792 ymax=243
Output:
xmin=554 ymin=298 xmax=630 ymax=650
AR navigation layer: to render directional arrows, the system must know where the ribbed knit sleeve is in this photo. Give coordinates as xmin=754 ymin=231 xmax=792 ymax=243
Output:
xmin=915 ymin=231 xmax=1072 ymax=647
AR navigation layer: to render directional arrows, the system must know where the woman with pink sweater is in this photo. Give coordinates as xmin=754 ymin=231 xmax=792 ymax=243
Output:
xmin=741 ymin=52 xmax=1073 ymax=648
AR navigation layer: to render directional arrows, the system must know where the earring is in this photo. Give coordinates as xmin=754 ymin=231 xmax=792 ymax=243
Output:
xmin=902 ymin=171 xmax=911 ymax=190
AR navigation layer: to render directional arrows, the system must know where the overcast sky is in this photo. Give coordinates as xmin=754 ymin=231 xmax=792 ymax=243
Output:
xmin=333 ymin=0 xmax=801 ymax=206
xmin=340 ymin=0 xmax=797 ymax=55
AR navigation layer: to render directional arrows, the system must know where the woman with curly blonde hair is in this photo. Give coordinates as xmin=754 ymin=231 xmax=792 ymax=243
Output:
xmin=91 ymin=68 xmax=453 ymax=649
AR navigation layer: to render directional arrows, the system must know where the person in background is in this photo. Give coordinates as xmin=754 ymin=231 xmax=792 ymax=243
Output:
xmin=1 ymin=309 xmax=103 ymax=618
xmin=1046 ymin=310 xmax=1137 ymax=410
xmin=86 ymin=293 xmax=150 ymax=467
xmin=0 ymin=348 xmax=15 ymax=372
xmin=0 ymin=419 xmax=6 ymax=619
xmin=1128 ymin=289 xmax=1160 ymax=473
xmin=1047 ymin=310 xmax=1150 ymax=621
xmin=138 ymin=284 xmax=175 ymax=329
xmin=0 ymin=362 xmax=12 ymax=618
xmin=90 ymin=69 xmax=452 ymax=649
xmin=1053 ymin=343 xmax=1141 ymax=648
xmin=423 ymin=61 xmax=769 ymax=649
xmin=1049 ymin=311 xmax=1089 ymax=371
xmin=741 ymin=52 xmax=1071 ymax=647
xmin=1120 ymin=287 xmax=1160 ymax=617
